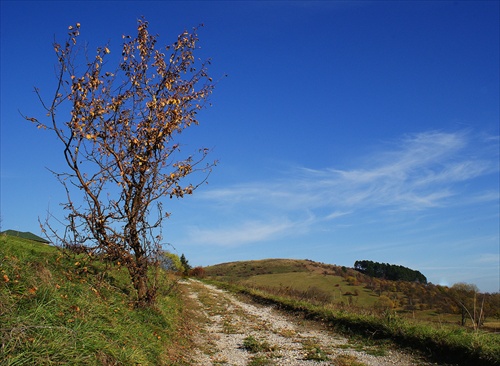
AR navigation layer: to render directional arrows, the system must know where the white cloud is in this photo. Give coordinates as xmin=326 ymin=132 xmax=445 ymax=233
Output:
xmin=188 ymin=130 xmax=498 ymax=246
xmin=186 ymin=219 xmax=296 ymax=247
xmin=324 ymin=211 xmax=352 ymax=220
xmin=474 ymin=253 xmax=500 ymax=264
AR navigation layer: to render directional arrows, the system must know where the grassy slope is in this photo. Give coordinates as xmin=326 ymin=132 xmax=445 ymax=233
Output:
xmin=0 ymin=230 xmax=49 ymax=243
xmin=244 ymin=272 xmax=380 ymax=307
xmin=205 ymin=259 xmax=388 ymax=307
xmin=205 ymin=258 xmax=498 ymax=325
xmin=0 ymin=235 xmax=191 ymax=365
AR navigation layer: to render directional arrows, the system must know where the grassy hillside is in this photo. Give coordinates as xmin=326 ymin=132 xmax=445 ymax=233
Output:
xmin=0 ymin=230 xmax=49 ymax=243
xmin=205 ymin=259 xmax=500 ymax=330
xmin=0 ymin=235 xmax=190 ymax=365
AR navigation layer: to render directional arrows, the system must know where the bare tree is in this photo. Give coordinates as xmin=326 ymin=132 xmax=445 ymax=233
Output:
xmin=24 ymin=19 xmax=216 ymax=306
xmin=449 ymin=283 xmax=484 ymax=330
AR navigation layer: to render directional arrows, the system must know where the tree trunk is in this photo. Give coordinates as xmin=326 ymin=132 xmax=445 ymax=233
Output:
xmin=129 ymin=257 xmax=154 ymax=307
xmin=461 ymin=307 xmax=467 ymax=326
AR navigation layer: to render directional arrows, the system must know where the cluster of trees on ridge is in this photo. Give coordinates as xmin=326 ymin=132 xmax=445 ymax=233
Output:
xmin=354 ymin=260 xmax=427 ymax=284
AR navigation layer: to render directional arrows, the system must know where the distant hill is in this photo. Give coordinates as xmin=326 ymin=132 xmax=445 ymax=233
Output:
xmin=204 ymin=258 xmax=500 ymax=332
xmin=205 ymin=258 xmax=363 ymax=282
xmin=1 ymin=230 xmax=50 ymax=244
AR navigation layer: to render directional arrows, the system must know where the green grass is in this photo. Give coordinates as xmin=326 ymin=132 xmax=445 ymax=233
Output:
xmin=0 ymin=234 xmax=188 ymax=365
xmin=205 ymin=259 xmax=309 ymax=281
xmin=248 ymin=355 xmax=276 ymax=366
xmin=243 ymin=335 xmax=279 ymax=366
xmin=242 ymin=335 xmax=275 ymax=353
xmin=302 ymin=339 xmax=329 ymax=361
xmin=206 ymin=259 xmax=394 ymax=309
xmin=332 ymin=354 xmax=366 ymax=366
xmin=242 ymin=271 xmax=381 ymax=307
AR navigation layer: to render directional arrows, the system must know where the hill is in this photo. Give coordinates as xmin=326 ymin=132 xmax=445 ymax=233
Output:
xmin=205 ymin=258 xmax=500 ymax=331
xmin=0 ymin=234 xmax=189 ymax=364
xmin=1 ymin=229 xmax=50 ymax=243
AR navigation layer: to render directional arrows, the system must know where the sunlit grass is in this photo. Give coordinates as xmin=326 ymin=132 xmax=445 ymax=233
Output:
xmin=242 ymin=271 xmax=380 ymax=307
xmin=0 ymin=235 xmax=187 ymax=365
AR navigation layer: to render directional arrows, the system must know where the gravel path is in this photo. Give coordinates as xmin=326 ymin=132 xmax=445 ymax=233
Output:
xmin=180 ymin=279 xmax=432 ymax=366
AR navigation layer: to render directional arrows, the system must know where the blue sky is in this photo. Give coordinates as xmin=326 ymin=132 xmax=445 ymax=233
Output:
xmin=1 ymin=1 xmax=499 ymax=292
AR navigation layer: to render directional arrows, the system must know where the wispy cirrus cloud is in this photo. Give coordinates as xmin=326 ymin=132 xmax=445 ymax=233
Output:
xmin=474 ymin=253 xmax=500 ymax=264
xmin=186 ymin=218 xmax=296 ymax=247
xmin=188 ymin=130 xmax=498 ymax=246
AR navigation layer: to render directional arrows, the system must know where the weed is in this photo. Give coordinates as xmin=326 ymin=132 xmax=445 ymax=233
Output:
xmin=277 ymin=328 xmax=296 ymax=338
xmin=222 ymin=315 xmax=240 ymax=334
xmin=364 ymin=347 xmax=387 ymax=357
xmin=333 ymin=354 xmax=366 ymax=366
xmin=302 ymin=339 xmax=329 ymax=361
xmin=242 ymin=335 xmax=275 ymax=353
xmin=248 ymin=355 xmax=276 ymax=365
xmin=212 ymin=356 xmax=229 ymax=364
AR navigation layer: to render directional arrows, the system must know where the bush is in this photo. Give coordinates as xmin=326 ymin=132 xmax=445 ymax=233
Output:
xmin=189 ymin=266 xmax=206 ymax=278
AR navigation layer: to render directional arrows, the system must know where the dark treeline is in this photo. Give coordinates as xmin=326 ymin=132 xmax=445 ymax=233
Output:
xmin=354 ymin=260 xmax=427 ymax=284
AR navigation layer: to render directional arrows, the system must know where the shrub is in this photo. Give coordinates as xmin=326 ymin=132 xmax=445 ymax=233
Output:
xmin=189 ymin=266 xmax=206 ymax=278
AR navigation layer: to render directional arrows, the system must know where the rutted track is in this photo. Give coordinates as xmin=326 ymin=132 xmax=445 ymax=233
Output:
xmin=179 ymin=279 xmax=432 ymax=365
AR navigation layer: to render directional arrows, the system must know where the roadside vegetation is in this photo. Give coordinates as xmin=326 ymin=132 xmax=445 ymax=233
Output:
xmin=0 ymin=235 xmax=191 ymax=365
xmin=204 ymin=259 xmax=500 ymax=366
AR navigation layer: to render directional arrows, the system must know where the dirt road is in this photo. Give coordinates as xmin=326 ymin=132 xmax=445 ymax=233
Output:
xmin=179 ymin=279 xmax=432 ymax=366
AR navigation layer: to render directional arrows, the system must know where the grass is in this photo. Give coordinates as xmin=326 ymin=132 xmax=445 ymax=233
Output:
xmin=205 ymin=259 xmax=309 ymax=281
xmin=207 ymin=280 xmax=500 ymax=366
xmin=242 ymin=271 xmax=380 ymax=307
xmin=242 ymin=335 xmax=275 ymax=353
xmin=4 ymin=240 xmax=497 ymax=365
xmin=302 ymin=339 xmax=329 ymax=361
xmin=333 ymin=354 xmax=366 ymax=366
xmin=243 ymin=335 xmax=279 ymax=366
xmin=248 ymin=355 xmax=276 ymax=366
xmin=0 ymin=234 xmax=190 ymax=365
xmin=335 ymin=338 xmax=389 ymax=357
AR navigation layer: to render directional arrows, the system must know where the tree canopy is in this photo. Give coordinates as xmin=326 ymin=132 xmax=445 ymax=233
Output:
xmin=354 ymin=260 xmax=427 ymax=284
